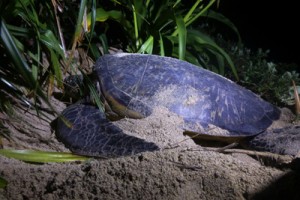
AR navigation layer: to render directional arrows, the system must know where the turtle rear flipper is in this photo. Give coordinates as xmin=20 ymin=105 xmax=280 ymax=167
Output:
xmin=55 ymin=104 xmax=159 ymax=157
xmin=245 ymin=126 xmax=300 ymax=156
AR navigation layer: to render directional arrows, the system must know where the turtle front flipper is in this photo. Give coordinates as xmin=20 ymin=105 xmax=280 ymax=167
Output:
xmin=244 ymin=126 xmax=300 ymax=156
xmin=55 ymin=104 xmax=159 ymax=157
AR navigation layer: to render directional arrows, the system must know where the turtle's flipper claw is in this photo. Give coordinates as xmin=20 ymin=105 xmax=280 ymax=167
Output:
xmin=56 ymin=104 xmax=159 ymax=157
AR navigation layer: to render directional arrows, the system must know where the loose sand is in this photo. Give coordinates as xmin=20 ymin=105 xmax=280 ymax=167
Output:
xmin=0 ymin=98 xmax=299 ymax=200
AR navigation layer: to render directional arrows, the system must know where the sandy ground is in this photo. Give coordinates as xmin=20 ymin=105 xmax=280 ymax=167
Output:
xmin=0 ymin=98 xmax=300 ymax=200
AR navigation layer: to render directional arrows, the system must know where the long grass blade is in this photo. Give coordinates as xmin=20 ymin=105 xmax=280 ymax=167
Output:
xmin=159 ymin=33 xmax=165 ymax=56
xmin=99 ymin=33 xmax=109 ymax=54
xmin=175 ymin=15 xmax=186 ymax=60
xmin=88 ymin=83 xmax=105 ymax=112
xmin=89 ymin=0 xmax=97 ymax=35
xmin=77 ymin=0 xmax=87 ymax=36
xmin=0 ymin=149 xmax=88 ymax=163
xmin=132 ymin=4 xmax=139 ymax=49
xmin=49 ymin=49 xmax=63 ymax=88
xmin=183 ymin=0 xmax=202 ymax=23
xmin=185 ymin=0 xmax=216 ymax=27
xmin=72 ymin=0 xmax=87 ymax=51
xmin=6 ymin=24 xmax=29 ymax=37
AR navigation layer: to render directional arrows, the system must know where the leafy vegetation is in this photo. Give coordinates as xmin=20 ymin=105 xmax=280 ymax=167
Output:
xmin=219 ymin=40 xmax=300 ymax=106
xmin=84 ymin=0 xmax=240 ymax=77
xmin=0 ymin=0 xmax=65 ymax=115
xmin=0 ymin=0 xmax=238 ymax=115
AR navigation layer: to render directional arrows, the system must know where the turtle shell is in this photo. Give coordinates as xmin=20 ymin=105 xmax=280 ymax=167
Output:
xmin=94 ymin=53 xmax=281 ymax=139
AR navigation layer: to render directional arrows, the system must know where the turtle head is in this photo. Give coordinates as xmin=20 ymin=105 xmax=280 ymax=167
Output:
xmin=63 ymin=74 xmax=107 ymax=113
xmin=63 ymin=75 xmax=86 ymax=101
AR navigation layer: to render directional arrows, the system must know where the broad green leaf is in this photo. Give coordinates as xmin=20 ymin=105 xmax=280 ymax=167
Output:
xmin=86 ymin=8 xmax=123 ymax=31
xmin=138 ymin=35 xmax=154 ymax=54
xmin=0 ymin=149 xmax=88 ymax=163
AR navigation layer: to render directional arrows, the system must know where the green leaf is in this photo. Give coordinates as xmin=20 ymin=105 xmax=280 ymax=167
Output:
xmin=88 ymin=81 xmax=105 ymax=113
xmin=74 ymin=0 xmax=87 ymax=42
xmin=99 ymin=33 xmax=109 ymax=54
xmin=89 ymin=0 xmax=97 ymax=35
xmin=185 ymin=0 xmax=216 ymax=27
xmin=138 ymin=35 xmax=154 ymax=54
xmin=159 ymin=33 xmax=165 ymax=56
xmin=183 ymin=0 xmax=202 ymax=23
xmin=86 ymin=8 xmax=123 ymax=30
xmin=175 ymin=15 xmax=186 ymax=60
xmin=40 ymin=30 xmax=64 ymax=57
xmin=49 ymin=49 xmax=63 ymax=87
xmin=6 ymin=24 xmax=29 ymax=37
xmin=0 ymin=149 xmax=88 ymax=163
xmin=31 ymin=64 xmax=38 ymax=81
xmin=133 ymin=0 xmax=147 ymax=31
xmin=132 ymin=4 xmax=140 ymax=48
xmin=95 ymin=8 xmax=110 ymax=21
xmin=89 ymin=43 xmax=102 ymax=59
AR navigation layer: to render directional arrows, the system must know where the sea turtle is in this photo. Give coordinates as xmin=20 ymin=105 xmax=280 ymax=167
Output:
xmin=55 ymin=53 xmax=300 ymax=157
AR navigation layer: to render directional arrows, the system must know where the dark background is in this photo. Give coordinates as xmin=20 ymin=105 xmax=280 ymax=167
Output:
xmin=218 ymin=0 xmax=300 ymax=67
